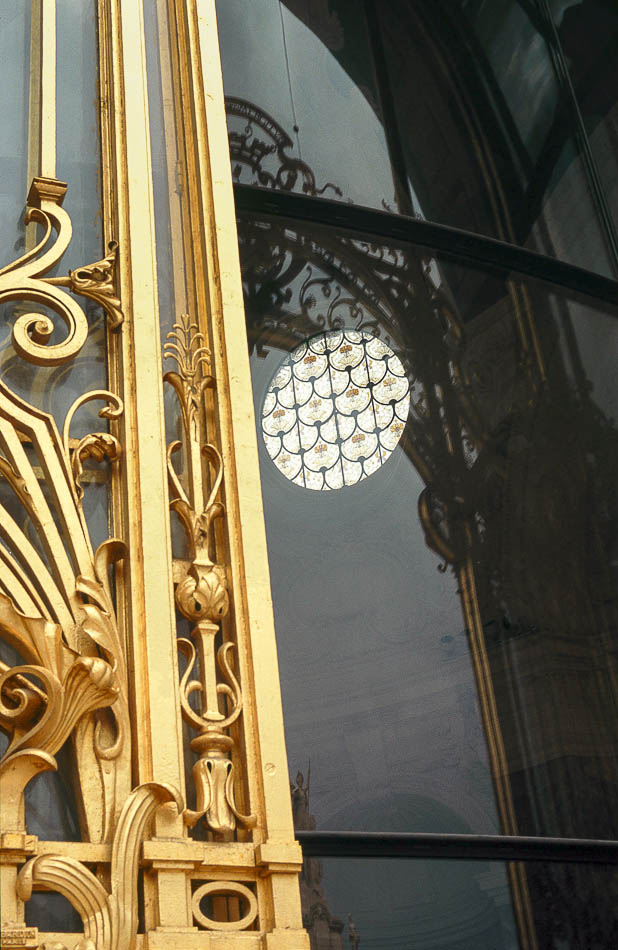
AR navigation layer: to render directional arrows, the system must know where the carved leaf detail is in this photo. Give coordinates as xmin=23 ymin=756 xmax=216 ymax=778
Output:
xmin=52 ymin=241 xmax=124 ymax=329
xmin=0 ymin=350 xmax=129 ymax=841
xmin=164 ymin=314 xmax=253 ymax=837
xmin=0 ymin=657 xmax=117 ymax=767
xmin=71 ymin=434 xmax=121 ymax=501
xmin=17 ymin=782 xmax=183 ymax=950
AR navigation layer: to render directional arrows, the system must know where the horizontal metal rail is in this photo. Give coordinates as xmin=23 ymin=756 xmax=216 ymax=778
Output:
xmin=296 ymin=831 xmax=618 ymax=864
xmin=234 ymin=184 xmax=618 ymax=307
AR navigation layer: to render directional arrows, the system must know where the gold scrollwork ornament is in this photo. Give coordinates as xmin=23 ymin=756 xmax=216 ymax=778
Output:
xmin=0 ymin=178 xmax=123 ymax=367
xmin=0 ymin=375 xmax=129 ymax=843
xmin=17 ymin=783 xmax=183 ymax=950
xmin=165 ymin=315 xmax=255 ymax=837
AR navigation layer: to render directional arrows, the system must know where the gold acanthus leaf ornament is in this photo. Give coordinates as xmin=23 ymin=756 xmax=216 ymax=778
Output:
xmin=164 ymin=314 xmax=255 ymax=836
xmin=46 ymin=241 xmax=123 ymax=330
xmin=17 ymin=782 xmax=183 ymax=950
xmin=168 ymin=442 xmax=228 ymax=623
xmin=62 ymin=389 xmax=123 ymax=505
xmin=0 ymin=178 xmax=123 ymax=367
xmin=0 ymin=375 xmax=129 ymax=844
xmin=163 ymin=312 xmax=213 ymax=440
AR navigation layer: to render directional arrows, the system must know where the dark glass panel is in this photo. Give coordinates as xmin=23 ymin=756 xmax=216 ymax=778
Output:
xmin=549 ymin=0 xmax=618 ymax=232
xmin=378 ymin=0 xmax=615 ymax=276
xmin=25 ymin=742 xmax=81 ymax=843
xmin=239 ymin=213 xmax=618 ymax=840
xmin=215 ymin=0 xmax=399 ymax=209
xmin=298 ymin=856 xmax=618 ymax=949
xmin=25 ymin=891 xmax=82 ymax=933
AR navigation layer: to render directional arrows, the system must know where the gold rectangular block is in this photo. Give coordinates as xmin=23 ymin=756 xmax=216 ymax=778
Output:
xmin=0 ymin=927 xmax=38 ymax=949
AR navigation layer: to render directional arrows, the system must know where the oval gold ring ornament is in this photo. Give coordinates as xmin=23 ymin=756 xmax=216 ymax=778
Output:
xmin=191 ymin=880 xmax=258 ymax=931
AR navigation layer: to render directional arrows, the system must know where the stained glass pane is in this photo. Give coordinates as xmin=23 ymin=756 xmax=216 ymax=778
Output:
xmin=262 ymin=330 xmax=410 ymax=490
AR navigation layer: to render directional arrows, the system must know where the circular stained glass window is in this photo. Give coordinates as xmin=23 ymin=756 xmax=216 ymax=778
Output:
xmin=261 ymin=329 xmax=410 ymax=490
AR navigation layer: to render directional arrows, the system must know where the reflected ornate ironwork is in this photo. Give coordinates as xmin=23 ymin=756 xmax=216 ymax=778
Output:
xmin=240 ymin=210 xmax=618 ymax=942
xmin=226 ymin=97 xmax=343 ymax=198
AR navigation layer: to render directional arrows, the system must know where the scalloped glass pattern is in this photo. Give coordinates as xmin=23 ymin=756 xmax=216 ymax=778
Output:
xmin=261 ymin=330 xmax=410 ymax=490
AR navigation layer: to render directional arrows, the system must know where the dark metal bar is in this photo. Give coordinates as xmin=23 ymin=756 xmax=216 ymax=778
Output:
xmin=296 ymin=831 xmax=618 ymax=864
xmin=234 ymin=183 xmax=618 ymax=306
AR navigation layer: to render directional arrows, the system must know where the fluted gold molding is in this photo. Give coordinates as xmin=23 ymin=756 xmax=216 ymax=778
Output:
xmin=17 ymin=782 xmax=182 ymax=950
xmin=97 ymin=0 xmax=190 ymax=936
xmin=189 ymin=0 xmax=309 ymax=942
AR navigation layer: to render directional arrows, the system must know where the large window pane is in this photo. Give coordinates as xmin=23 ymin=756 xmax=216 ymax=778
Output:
xmin=216 ymin=0 xmax=399 ymax=209
xmin=239 ymin=213 xmax=618 ymax=841
xmin=298 ymin=856 xmax=618 ymax=949
xmin=549 ymin=0 xmax=618 ymax=233
xmin=378 ymin=0 xmax=615 ymax=275
xmin=218 ymin=0 xmax=618 ymax=275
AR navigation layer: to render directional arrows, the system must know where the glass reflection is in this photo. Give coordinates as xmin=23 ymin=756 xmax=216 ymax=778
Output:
xmin=549 ymin=0 xmax=618 ymax=232
xmin=216 ymin=0 xmax=398 ymax=208
xmin=378 ymin=0 xmax=614 ymax=275
xmin=240 ymin=213 xmax=618 ymax=844
xmin=218 ymin=0 xmax=618 ymax=275
xmin=298 ymin=856 xmax=618 ymax=949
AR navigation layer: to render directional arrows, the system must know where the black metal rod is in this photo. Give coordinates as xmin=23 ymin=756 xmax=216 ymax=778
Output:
xmin=234 ymin=183 xmax=618 ymax=306
xmin=296 ymin=831 xmax=618 ymax=864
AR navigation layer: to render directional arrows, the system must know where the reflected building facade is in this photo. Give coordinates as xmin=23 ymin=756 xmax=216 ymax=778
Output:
xmin=216 ymin=1 xmax=618 ymax=947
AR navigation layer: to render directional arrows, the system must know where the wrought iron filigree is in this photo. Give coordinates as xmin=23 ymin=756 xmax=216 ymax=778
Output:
xmin=226 ymin=97 xmax=342 ymax=199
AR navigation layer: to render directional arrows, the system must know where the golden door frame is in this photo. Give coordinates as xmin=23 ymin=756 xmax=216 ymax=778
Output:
xmin=0 ymin=1 xmax=308 ymax=947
